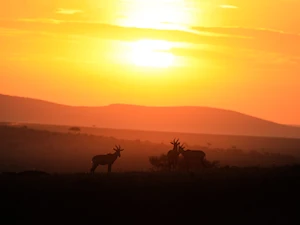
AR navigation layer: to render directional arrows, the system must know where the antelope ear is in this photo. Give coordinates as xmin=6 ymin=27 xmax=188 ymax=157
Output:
xmin=113 ymin=148 xmax=117 ymax=151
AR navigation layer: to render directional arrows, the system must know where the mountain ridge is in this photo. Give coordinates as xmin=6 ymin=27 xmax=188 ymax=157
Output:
xmin=1 ymin=93 xmax=299 ymax=138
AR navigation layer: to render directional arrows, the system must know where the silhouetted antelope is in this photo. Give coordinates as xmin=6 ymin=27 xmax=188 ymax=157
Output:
xmin=178 ymin=144 xmax=206 ymax=171
xmin=90 ymin=145 xmax=124 ymax=173
xmin=167 ymin=138 xmax=181 ymax=171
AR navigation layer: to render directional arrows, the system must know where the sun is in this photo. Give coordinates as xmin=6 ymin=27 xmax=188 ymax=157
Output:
xmin=128 ymin=39 xmax=175 ymax=68
xmin=116 ymin=0 xmax=194 ymax=31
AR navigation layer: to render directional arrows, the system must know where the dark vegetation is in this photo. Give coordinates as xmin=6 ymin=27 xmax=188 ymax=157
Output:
xmin=68 ymin=126 xmax=81 ymax=134
xmin=1 ymin=125 xmax=300 ymax=224
xmin=1 ymin=167 xmax=300 ymax=225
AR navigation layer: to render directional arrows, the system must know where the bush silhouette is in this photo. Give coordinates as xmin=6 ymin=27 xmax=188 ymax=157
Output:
xmin=69 ymin=126 xmax=81 ymax=134
xmin=149 ymin=154 xmax=169 ymax=171
xmin=149 ymin=154 xmax=220 ymax=171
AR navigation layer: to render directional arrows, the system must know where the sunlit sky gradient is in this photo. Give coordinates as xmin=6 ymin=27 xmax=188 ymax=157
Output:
xmin=1 ymin=0 xmax=300 ymax=124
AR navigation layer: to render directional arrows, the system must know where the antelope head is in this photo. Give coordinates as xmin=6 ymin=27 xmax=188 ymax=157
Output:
xmin=170 ymin=138 xmax=180 ymax=150
xmin=178 ymin=143 xmax=185 ymax=154
xmin=113 ymin=145 xmax=124 ymax=157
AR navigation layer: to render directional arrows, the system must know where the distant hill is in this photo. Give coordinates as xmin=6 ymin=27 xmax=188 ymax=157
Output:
xmin=1 ymin=93 xmax=300 ymax=138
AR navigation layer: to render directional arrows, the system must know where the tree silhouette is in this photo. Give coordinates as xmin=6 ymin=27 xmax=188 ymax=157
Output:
xmin=69 ymin=126 xmax=81 ymax=134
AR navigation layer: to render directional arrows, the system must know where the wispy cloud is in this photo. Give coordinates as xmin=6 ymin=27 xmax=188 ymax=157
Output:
xmin=0 ymin=27 xmax=31 ymax=36
xmin=1 ymin=18 xmax=300 ymax=67
xmin=0 ymin=19 xmax=248 ymax=43
xmin=55 ymin=8 xmax=83 ymax=15
xmin=18 ymin=18 xmax=61 ymax=24
xmin=219 ymin=5 xmax=238 ymax=9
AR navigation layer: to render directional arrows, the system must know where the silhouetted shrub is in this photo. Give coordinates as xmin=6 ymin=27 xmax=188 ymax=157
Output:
xmin=69 ymin=126 xmax=81 ymax=134
xmin=203 ymin=159 xmax=220 ymax=168
xmin=149 ymin=154 xmax=168 ymax=171
xmin=149 ymin=154 xmax=220 ymax=171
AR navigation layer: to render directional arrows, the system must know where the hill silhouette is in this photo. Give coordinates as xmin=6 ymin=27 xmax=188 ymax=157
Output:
xmin=1 ymin=93 xmax=300 ymax=138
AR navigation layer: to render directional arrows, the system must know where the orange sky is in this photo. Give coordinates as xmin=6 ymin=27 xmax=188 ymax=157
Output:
xmin=0 ymin=0 xmax=300 ymax=124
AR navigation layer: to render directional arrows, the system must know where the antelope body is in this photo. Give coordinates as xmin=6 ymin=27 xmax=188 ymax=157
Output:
xmin=178 ymin=144 xmax=206 ymax=171
xmin=90 ymin=145 xmax=124 ymax=173
xmin=167 ymin=138 xmax=181 ymax=171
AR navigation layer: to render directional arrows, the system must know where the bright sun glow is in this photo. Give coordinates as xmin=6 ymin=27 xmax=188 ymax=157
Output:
xmin=110 ymin=0 xmax=197 ymax=69
xmin=117 ymin=0 xmax=194 ymax=30
xmin=128 ymin=39 xmax=175 ymax=68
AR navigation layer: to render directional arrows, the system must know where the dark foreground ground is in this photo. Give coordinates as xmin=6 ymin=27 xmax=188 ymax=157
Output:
xmin=1 ymin=166 xmax=300 ymax=225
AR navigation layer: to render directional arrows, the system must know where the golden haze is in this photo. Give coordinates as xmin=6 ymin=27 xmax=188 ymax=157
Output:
xmin=0 ymin=0 xmax=300 ymax=124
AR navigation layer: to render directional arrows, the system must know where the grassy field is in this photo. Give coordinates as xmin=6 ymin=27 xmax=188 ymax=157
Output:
xmin=4 ymin=122 xmax=300 ymax=154
xmin=1 ymin=125 xmax=300 ymax=173
xmin=1 ymin=166 xmax=300 ymax=225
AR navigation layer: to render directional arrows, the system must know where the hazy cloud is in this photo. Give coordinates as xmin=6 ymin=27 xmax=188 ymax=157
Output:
xmin=219 ymin=5 xmax=238 ymax=9
xmin=55 ymin=8 xmax=83 ymax=15
xmin=18 ymin=18 xmax=61 ymax=24
xmin=1 ymin=17 xmax=300 ymax=67
xmin=1 ymin=19 xmax=299 ymax=56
